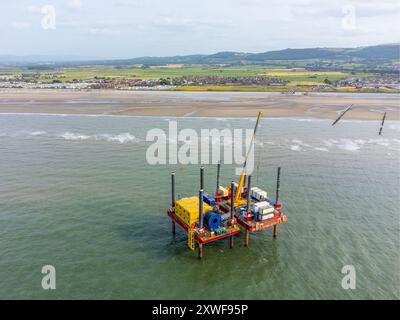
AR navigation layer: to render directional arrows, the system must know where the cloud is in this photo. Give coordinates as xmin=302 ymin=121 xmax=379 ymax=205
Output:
xmin=89 ymin=27 xmax=121 ymax=36
xmin=27 ymin=5 xmax=42 ymax=14
xmin=2 ymin=0 xmax=399 ymax=57
xmin=113 ymin=0 xmax=143 ymax=8
xmin=290 ymin=0 xmax=400 ymax=18
xmin=150 ymin=16 xmax=233 ymax=34
xmin=12 ymin=21 xmax=31 ymax=30
xmin=67 ymin=0 xmax=83 ymax=10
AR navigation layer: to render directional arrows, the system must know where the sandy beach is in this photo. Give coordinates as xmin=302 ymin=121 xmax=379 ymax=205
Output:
xmin=0 ymin=89 xmax=399 ymax=120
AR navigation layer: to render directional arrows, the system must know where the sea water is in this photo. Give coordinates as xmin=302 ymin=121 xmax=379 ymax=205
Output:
xmin=0 ymin=114 xmax=399 ymax=299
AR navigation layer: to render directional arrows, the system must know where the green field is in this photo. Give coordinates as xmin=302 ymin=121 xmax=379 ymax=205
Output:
xmin=6 ymin=64 xmax=355 ymax=83
xmin=19 ymin=65 xmax=288 ymax=81
xmin=1 ymin=64 xmax=396 ymax=93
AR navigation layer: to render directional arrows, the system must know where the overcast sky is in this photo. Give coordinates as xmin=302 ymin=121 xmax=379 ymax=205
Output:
xmin=0 ymin=0 xmax=399 ymax=58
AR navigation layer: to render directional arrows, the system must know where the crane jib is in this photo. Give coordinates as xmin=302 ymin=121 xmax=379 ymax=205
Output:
xmin=235 ymin=111 xmax=264 ymax=202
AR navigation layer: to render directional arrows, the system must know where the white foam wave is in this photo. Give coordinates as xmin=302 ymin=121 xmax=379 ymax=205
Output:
xmin=98 ymin=133 xmax=137 ymax=144
xmin=336 ymin=139 xmax=360 ymax=151
xmin=292 ymin=139 xmax=312 ymax=148
xmin=59 ymin=132 xmax=91 ymax=140
xmin=30 ymin=131 xmax=47 ymax=136
xmin=366 ymin=139 xmax=389 ymax=147
xmin=58 ymin=132 xmax=140 ymax=144
xmin=321 ymin=138 xmax=399 ymax=152
xmin=290 ymin=145 xmax=302 ymax=151
xmin=5 ymin=130 xmax=48 ymax=137
xmin=314 ymin=147 xmax=329 ymax=152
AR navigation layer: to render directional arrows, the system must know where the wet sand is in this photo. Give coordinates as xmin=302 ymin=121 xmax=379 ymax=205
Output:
xmin=0 ymin=89 xmax=399 ymax=120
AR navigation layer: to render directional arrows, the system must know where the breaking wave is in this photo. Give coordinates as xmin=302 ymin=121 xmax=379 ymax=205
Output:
xmin=292 ymin=139 xmax=312 ymax=148
xmin=285 ymin=138 xmax=400 ymax=152
xmin=30 ymin=131 xmax=47 ymax=136
xmin=314 ymin=147 xmax=329 ymax=152
xmin=99 ymin=133 xmax=137 ymax=143
xmin=59 ymin=132 xmax=91 ymax=141
xmin=336 ymin=139 xmax=360 ymax=151
xmin=1 ymin=128 xmax=399 ymax=152
xmin=290 ymin=145 xmax=302 ymax=151
xmin=58 ymin=132 xmax=140 ymax=143
xmin=322 ymin=138 xmax=400 ymax=152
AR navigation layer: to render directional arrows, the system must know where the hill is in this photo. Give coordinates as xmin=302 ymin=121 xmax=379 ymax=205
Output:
xmin=119 ymin=44 xmax=399 ymax=65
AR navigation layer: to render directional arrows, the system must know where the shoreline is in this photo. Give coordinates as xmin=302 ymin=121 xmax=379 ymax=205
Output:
xmin=0 ymin=89 xmax=399 ymax=120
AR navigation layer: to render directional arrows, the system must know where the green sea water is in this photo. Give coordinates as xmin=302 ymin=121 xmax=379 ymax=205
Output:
xmin=0 ymin=114 xmax=399 ymax=299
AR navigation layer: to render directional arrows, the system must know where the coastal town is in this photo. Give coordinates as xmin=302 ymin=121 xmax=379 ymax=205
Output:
xmin=0 ymin=72 xmax=400 ymax=91
xmin=332 ymin=74 xmax=400 ymax=90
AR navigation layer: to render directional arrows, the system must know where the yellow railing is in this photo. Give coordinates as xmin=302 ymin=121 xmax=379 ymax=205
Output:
xmin=188 ymin=228 xmax=195 ymax=251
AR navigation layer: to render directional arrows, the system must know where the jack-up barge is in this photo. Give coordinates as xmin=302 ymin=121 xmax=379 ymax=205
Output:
xmin=166 ymin=112 xmax=288 ymax=259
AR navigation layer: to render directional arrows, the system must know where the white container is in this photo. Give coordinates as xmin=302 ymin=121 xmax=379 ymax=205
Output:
xmin=259 ymin=213 xmax=274 ymax=221
xmin=253 ymin=201 xmax=270 ymax=213
xmin=218 ymin=186 xmax=228 ymax=197
xmin=261 ymin=206 xmax=274 ymax=214
xmin=250 ymin=187 xmax=260 ymax=194
xmin=250 ymin=187 xmax=267 ymax=201
xmin=258 ymin=190 xmax=267 ymax=200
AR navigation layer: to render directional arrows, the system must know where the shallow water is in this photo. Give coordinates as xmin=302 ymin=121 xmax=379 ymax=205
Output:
xmin=0 ymin=114 xmax=399 ymax=299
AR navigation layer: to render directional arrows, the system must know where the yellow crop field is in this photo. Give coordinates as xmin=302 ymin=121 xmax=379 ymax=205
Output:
xmin=264 ymin=71 xmax=346 ymax=77
xmin=290 ymin=81 xmax=322 ymax=86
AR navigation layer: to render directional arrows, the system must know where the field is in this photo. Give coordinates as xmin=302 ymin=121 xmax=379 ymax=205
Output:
xmin=6 ymin=64 xmax=351 ymax=83
xmin=262 ymin=70 xmax=348 ymax=85
xmin=1 ymin=64 xmax=397 ymax=93
xmin=61 ymin=66 xmax=261 ymax=81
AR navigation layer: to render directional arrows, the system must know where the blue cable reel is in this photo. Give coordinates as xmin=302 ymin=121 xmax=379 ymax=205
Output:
xmin=204 ymin=210 xmax=222 ymax=231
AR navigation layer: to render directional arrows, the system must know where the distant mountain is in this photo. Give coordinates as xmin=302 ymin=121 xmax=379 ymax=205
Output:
xmin=248 ymin=48 xmax=340 ymax=60
xmin=344 ymin=44 xmax=400 ymax=59
xmin=114 ymin=44 xmax=399 ymax=65
xmin=1 ymin=44 xmax=398 ymax=66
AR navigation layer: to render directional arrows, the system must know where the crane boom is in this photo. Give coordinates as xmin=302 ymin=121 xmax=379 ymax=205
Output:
xmin=234 ymin=111 xmax=263 ymax=202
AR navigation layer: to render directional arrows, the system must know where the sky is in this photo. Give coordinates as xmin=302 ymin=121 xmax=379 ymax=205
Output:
xmin=0 ymin=0 xmax=399 ymax=58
